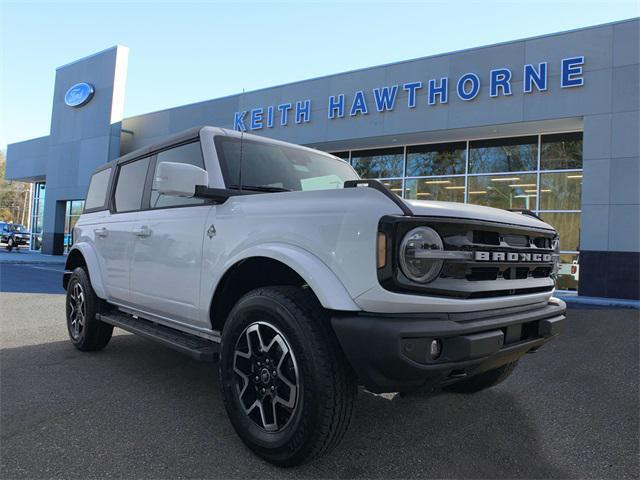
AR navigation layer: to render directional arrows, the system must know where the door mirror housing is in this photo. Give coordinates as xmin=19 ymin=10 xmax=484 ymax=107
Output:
xmin=155 ymin=161 xmax=209 ymax=197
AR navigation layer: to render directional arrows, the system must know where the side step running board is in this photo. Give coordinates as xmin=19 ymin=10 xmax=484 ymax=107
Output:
xmin=97 ymin=312 xmax=220 ymax=362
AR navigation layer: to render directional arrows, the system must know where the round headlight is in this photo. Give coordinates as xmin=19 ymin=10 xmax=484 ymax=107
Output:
xmin=399 ymin=227 xmax=444 ymax=283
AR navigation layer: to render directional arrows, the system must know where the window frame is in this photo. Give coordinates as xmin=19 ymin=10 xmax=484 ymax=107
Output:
xmin=111 ymin=155 xmax=154 ymax=214
xmin=83 ymin=165 xmax=114 ymax=214
xmin=109 ymin=138 xmax=212 ymax=215
xmin=213 ymin=135 xmax=358 ymax=190
xmin=146 ymin=139 xmax=212 ymax=211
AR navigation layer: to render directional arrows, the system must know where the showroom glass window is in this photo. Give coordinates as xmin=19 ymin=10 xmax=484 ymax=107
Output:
xmin=326 ymin=131 xmax=583 ymax=291
xmin=540 ymin=132 xmax=583 ymax=170
xmin=406 ymin=142 xmax=466 ymax=177
xmin=30 ymin=182 xmax=45 ymax=250
xmin=469 ymin=136 xmax=538 ymax=173
xmin=64 ymin=200 xmax=85 ymax=253
xmin=350 ymin=147 xmax=404 ymax=179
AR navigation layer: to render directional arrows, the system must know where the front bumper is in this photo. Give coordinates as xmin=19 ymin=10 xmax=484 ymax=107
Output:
xmin=331 ymin=298 xmax=566 ymax=393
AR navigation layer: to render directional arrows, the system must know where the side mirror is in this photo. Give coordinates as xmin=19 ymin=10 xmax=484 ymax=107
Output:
xmin=155 ymin=161 xmax=209 ymax=197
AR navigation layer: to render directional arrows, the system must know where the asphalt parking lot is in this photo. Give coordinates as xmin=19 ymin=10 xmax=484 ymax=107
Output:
xmin=0 ymin=263 xmax=638 ymax=479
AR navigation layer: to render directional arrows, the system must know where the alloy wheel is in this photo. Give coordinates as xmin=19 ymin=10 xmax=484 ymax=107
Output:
xmin=68 ymin=282 xmax=86 ymax=340
xmin=232 ymin=321 xmax=300 ymax=432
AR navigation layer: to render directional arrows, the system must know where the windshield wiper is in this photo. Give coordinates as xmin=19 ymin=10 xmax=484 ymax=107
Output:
xmin=228 ymin=185 xmax=291 ymax=193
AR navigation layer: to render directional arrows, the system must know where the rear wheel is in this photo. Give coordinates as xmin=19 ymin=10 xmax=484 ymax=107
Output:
xmin=219 ymin=286 xmax=357 ymax=466
xmin=444 ymin=361 xmax=518 ymax=394
xmin=65 ymin=267 xmax=113 ymax=351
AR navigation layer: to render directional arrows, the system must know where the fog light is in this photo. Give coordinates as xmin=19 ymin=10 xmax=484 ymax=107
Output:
xmin=429 ymin=339 xmax=442 ymax=360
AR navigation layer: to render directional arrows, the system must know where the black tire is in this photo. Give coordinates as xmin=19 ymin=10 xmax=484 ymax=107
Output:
xmin=444 ymin=361 xmax=518 ymax=394
xmin=219 ymin=286 xmax=357 ymax=467
xmin=65 ymin=267 xmax=113 ymax=351
xmin=6 ymin=238 xmax=13 ymax=251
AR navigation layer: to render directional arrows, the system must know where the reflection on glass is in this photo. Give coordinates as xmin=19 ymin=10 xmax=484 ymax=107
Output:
xmin=539 ymin=172 xmax=582 ymax=210
xmin=406 ymin=142 xmax=466 ymax=176
xmin=351 ymin=147 xmax=404 ymax=178
xmin=30 ymin=182 xmax=46 ymax=250
xmin=378 ymin=179 xmax=404 ymax=197
xmin=64 ymin=200 xmax=85 ymax=253
xmin=467 ymin=174 xmax=538 ymax=210
xmin=556 ymin=253 xmax=579 ymax=291
xmin=539 ymin=212 xmax=581 ymax=251
xmin=469 ymin=136 xmax=538 ymax=173
xmin=405 ymin=177 xmax=465 ymax=202
xmin=541 ymin=132 xmax=583 ymax=170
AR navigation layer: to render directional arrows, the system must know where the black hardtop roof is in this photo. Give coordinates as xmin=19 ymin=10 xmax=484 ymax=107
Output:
xmin=95 ymin=126 xmax=206 ymax=172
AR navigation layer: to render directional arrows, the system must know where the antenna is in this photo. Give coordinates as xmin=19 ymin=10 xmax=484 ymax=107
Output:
xmin=238 ymin=88 xmax=245 ymax=191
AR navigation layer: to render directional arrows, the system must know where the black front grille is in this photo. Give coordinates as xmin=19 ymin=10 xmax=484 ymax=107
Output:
xmin=473 ymin=230 xmax=500 ymax=245
xmin=378 ymin=215 xmax=557 ymax=299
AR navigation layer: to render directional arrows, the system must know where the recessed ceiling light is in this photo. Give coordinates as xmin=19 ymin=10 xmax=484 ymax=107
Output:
xmin=491 ymin=177 xmax=521 ymax=182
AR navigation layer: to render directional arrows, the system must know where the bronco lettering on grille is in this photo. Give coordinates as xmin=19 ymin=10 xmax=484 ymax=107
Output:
xmin=474 ymin=251 xmax=552 ymax=262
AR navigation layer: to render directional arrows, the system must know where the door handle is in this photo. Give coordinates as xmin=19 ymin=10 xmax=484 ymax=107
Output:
xmin=133 ymin=226 xmax=152 ymax=238
xmin=94 ymin=227 xmax=108 ymax=238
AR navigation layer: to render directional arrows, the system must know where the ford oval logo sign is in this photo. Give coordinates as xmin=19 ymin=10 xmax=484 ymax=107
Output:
xmin=64 ymin=82 xmax=95 ymax=108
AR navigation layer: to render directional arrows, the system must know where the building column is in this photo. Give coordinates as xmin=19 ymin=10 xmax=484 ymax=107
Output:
xmin=41 ymin=199 xmax=66 ymax=255
xmin=580 ymin=109 xmax=639 ymax=299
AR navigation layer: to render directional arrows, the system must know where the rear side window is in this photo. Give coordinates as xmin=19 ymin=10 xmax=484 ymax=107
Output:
xmin=150 ymin=141 xmax=206 ymax=209
xmin=84 ymin=168 xmax=112 ymax=211
xmin=114 ymin=157 xmax=151 ymax=213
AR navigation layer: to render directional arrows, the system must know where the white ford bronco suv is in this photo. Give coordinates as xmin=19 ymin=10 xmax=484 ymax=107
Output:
xmin=64 ymin=126 xmax=565 ymax=466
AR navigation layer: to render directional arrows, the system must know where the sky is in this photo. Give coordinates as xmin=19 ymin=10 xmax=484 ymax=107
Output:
xmin=1 ymin=0 xmax=638 ymax=151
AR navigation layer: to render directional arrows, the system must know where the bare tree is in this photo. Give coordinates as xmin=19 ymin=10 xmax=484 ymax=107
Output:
xmin=0 ymin=152 xmax=31 ymax=226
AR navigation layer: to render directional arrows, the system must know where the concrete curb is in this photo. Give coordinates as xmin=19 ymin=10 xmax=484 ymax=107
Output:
xmin=0 ymin=253 xmax=66 ymax=266
xmin=557 ymin=294 xmax=640 ymax=310
xmin=0 ymin=260 xmax=66 ymax=265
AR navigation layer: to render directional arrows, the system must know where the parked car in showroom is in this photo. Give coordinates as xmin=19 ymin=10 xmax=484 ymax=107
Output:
xmin=0 ymin=222 xmax=30 ymax=251
xmin=63 ymin=126 xmax=566 ymax=466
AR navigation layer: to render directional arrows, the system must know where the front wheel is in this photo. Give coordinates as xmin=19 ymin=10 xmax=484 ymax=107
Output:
xmin=219 ymin=286 xmax=357 ymax=467
xmin=65 ymin=267 xmax=113 ymax=351
xmin=6 ymin=238 xmax=14 ymax=251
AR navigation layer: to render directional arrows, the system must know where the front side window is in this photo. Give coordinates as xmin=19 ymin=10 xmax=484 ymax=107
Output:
xmin=9 ymin=224 xmax=27 ymax=232
xmin=84 ymin=168 xmax=112 ymax=211
xmin=114 ymin=157 xmax=151 ymax=213
xmin=215 ymin=137 xmax=359 ymax=191
xmin=150 ymin=141 xmax=207 ymax=209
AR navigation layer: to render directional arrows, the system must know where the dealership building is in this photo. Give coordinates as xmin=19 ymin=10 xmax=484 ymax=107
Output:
xmin=5 ymin=18 xmax=639 ymax=299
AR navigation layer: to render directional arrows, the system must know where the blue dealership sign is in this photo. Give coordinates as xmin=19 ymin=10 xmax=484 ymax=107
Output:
xmin=64 ymin=82 xmax=95 ymax=108
xmin=234 ymin=56 xmax=585 ymax=131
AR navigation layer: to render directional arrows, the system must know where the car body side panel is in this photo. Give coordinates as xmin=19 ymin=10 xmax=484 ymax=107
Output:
xmin=198 ymin=187 xmax=401 ymax=323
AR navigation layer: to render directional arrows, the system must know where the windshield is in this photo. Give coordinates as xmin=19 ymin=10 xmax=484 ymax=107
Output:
xmin=9 ymin=224 xmax=26 ymax=232
xmin=214 ymin=136 xmax=359 ymax=192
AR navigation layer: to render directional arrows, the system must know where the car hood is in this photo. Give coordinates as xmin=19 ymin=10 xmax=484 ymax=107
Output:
xmin=402 ymin=199 xmax=555 ymax=231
